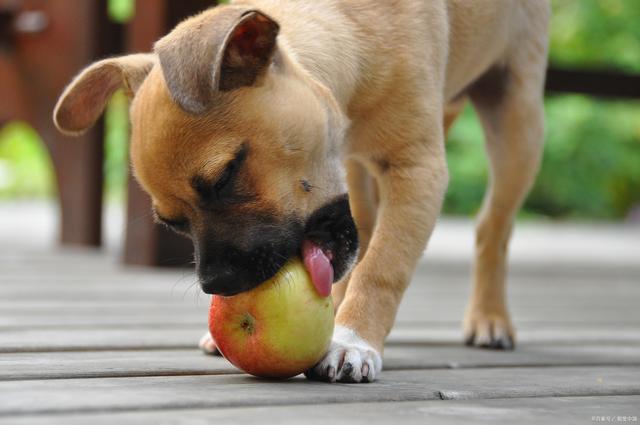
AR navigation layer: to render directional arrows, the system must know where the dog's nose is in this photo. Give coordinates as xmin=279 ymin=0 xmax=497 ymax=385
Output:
xmin=199 ymin=267 xmax=238 ymax=295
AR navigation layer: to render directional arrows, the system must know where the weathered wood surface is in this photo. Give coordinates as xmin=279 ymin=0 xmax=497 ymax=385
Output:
xmin=3 ymin=326 xmax=640 ymax=354
xmin=2 ymin=344 xmax=640 ymax=381
xmin=0 ymin=207 xmax=639 ymax=422
xmin=1 ymin=367 xmax=640 ymax=416
xmin=2 ymin=396 xmax=638 ymax=425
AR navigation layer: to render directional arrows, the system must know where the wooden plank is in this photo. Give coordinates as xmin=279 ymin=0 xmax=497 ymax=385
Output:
xmin=387 ymin=325 xmax=640 ymax=346
xmin=3 ymin=303 xmax=639 ymax=328
xmin=383 ymin=343 xmax=640 ymax=370
xmin=546 ymin=67 xmax=640 ymax=99
xmin=393 ymin=366 xmax=640 ymax=400
xmin=2 ymin=290 xmax=639 ymax=326
xmin=0 ymin=325 xmax=630 ymax=353
xmin=2 ymin=315 xmax=639 ymax=330
xmin=0 ymin=301 xmax=208 ymax=311
xmin=0 ymin=373 xmax=439 ymax=416
xmin=0 ymin=367 xmax=638 ymax=416
xmin=0 ymin=290 xmax=209 ymax=301
xmin=2 ymin=343 xmax=640 ymax=382
xmin=0 ymin=312 xmax=206 ymax=328
xmin=0 ymin=272 xmax=195 ymax=286
xmin=2 ymin=297 xmax=638 ymax=324
xmin=2 ymin=396 xmax=638 ymax=425
xmin=2 ymin=267 xmax=639 ymax=326
xmin=0 ymin=350 xmax=237 ymax=381
xmin=3 ymin=323 xmax=640 ymax=353
xmin=0 ymin=327 xmax=204 ymax=353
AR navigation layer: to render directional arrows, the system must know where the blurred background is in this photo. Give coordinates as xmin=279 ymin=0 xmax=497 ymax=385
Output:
xmin=1 ymin=0 xmax=639 ymax=262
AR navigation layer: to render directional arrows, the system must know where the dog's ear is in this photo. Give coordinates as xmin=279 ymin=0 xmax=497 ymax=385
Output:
xmin=53 ymin=54 xmax=156 ymax=136
xmin=154 ymin=7 xmax=279 ymax=114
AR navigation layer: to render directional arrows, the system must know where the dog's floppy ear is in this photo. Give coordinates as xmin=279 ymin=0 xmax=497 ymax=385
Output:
xmin=53 ymin=54 xmax=156 ymax=136
xmin=154 ymin=7 xmax=279 ymax=114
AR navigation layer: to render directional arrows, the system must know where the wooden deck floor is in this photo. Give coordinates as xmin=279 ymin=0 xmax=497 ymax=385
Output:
xmin=1 ymin=203 xmax=639 ymax=424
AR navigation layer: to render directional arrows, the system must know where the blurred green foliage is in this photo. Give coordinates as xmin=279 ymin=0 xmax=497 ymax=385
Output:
xmin=0 ymin=123 xmax=53 ymax=198
xmin=530 ymin=97 xmax=640 ymax=219
xmin=444 ymin=97 xmax=640 ymax=219
xmin=108 ymin=0 xmax=135 ymax=23
xmin=443 ymin=0 xmax=640 ymax=220
xmin=103 ymin=92 xmax=130 ymax=201
xmin=550 ymin=0 xmax=640 ymax=73
xmin=0 ymin=93 xmax=129 ymax=201
xmin=0 ymin=0 xmax=639 ymax=220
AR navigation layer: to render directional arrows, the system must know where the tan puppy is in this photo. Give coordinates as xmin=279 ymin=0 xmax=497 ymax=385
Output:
xmin=54 ymin=0 xmax=550 ymax=383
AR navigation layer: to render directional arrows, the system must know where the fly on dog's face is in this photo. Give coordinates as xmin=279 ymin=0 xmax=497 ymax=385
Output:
xmin=128 ymin=14 xmax=357 ymax=296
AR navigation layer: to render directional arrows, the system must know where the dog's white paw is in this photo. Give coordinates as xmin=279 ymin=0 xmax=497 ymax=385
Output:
xmin=198 ymin=331 xmax=220 ymax=356
xmin=305 ymin=325 xmax=382 ymax=383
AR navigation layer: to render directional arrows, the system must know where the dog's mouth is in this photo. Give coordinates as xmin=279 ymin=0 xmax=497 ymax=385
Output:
xmin=195 ymin=194 xmax=357 ymax=297
xmin=299 ymin=194 xmax=358 ymax=296
xmin=301 ymin=240 xmax=334 ymax=297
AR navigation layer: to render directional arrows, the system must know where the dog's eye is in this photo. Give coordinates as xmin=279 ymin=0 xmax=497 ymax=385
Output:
xmin=214 ymin=162 xmax=235 ymax=195
xmin=191 ymin=163 xmax=236 ymax=202
xmin=192 ymin=143 xmax=248 ymax=203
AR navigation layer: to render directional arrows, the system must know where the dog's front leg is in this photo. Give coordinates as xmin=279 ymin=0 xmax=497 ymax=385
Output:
xmin=308 ymin=121 xmax=449 ymax=383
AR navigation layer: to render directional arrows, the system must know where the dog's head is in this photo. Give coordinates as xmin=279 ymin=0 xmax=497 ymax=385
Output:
xmin=53 ymin=6 xmax=358 ymax=296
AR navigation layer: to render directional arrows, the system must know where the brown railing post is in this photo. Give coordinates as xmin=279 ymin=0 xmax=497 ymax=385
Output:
xmin=546 ymin=67 xmax=640 ymax=99
xmin=0 ymin=0 xmax=123 ymax=246
xmin=122 ymin=0 xmax=216 ymax=266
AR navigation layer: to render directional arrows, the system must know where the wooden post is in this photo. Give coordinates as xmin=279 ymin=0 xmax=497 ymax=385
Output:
xmin=122 ymin=0 xmax=216 ymax=266
xmin=0 ymin=0 xmax=123 ymax=246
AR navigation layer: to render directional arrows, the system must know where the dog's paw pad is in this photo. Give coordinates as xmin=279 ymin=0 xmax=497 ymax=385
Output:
xmin=464 ymin=311 xmax=515 ymax=350
xmin=198 ymin=332 xmax=221 ymax=356
xmin=305 ymin=325 xmax=382 ymax=383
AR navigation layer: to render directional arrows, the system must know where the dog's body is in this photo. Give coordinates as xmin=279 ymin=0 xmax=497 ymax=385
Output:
xmin=54 ymin=0 xmax=550 ymax=382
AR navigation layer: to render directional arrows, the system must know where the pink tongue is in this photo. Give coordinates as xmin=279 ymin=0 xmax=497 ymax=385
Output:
xmin=302 ymin=241 xmax=334 ymax=297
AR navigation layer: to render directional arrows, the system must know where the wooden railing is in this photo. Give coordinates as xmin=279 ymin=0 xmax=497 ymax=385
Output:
xmin=1 ymin=0 xmax=637 ymax=266
xmin=546 ymin=67 xmax=640 ymax=99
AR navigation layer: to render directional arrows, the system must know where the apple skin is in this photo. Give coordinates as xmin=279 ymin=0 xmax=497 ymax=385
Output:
xmin=209 ymin=259 xmax=334 ymax=379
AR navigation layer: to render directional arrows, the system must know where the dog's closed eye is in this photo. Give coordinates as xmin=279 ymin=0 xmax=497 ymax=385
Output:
xmin=192 ymin=143 xmax=249 ymax=203
xmin=214 ymin=163 xmax=235 ymax=194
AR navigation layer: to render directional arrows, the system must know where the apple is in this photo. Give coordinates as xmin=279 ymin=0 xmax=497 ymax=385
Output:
xmin=209 ymin=258 xmax=334 ymax=379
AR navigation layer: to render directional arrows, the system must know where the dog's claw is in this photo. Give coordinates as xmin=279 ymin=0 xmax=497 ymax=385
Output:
xmin=464 ymin=333 xmax=476 ymax=347
xmin=361 ymin=363 xmax=371 ymax=383
xmin=463 ymin=310 xmax=515 ymax=350
xmin=327 ymin=366 xmax=336 ymax=381
xmin=490 ymin=335 xmax=514 ymax=350
xmin=305 ymin=325 xmax=382 ymax=383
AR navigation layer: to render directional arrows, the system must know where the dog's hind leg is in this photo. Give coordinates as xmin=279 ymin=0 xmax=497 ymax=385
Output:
xmin=463 ymin=25 xmax=548 ymax=349
xmin=331 ymin=159 xmax=379 ymax=310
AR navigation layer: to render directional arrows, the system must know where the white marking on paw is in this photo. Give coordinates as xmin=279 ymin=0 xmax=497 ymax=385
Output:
xmin=307 ymin=325 xmax=382 ymax=383
xmin=198 ymin=331 xmax=218 ymax=355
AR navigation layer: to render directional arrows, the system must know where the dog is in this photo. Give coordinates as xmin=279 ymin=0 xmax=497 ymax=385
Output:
xmin=53 ymin=0 xmax=550 ymax=383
